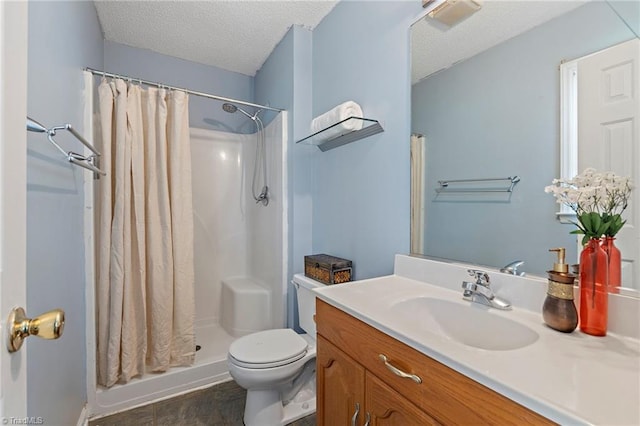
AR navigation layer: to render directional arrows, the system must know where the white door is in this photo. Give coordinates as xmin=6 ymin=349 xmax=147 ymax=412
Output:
xmin=578 ymin=38 xmax=640 ymax=290
xmin=0 ymin=0 xmax=28 ymax=418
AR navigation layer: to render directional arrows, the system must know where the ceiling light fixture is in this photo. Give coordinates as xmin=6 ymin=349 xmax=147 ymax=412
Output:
xmin=422 ymin=0 xmax=483 ymax=28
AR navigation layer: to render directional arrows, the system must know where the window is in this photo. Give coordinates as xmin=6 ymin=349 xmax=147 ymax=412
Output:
xmin=558 ymin=59 xmax=578 ymax=223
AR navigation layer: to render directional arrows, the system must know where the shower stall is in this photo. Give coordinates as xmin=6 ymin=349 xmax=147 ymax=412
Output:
xmin=84 ymin=77 xmax=288 ymax=416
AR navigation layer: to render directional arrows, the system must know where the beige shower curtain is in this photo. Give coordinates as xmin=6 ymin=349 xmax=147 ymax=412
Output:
xmin=96 ymin=79 xmax=195 ymax=387
xmin=410 ymin=133 xmax=426 ymax=254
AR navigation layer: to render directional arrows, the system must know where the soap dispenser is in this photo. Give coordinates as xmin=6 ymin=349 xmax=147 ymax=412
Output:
xmin=542 ymin=248 xmax=578 ymax=333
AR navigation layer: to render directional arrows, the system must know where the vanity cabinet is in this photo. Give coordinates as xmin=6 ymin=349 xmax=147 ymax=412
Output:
xmin=316 ymin=334 xmax=365 ymax=424
xmin=316 ymin=299 xmax=555 ymax=425
xmin=318 ymin=335 xmax=438 ymax=425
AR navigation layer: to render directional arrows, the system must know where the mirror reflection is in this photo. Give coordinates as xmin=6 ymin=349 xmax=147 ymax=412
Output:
xmin=410 ymin=1 xmax=639 ymax=292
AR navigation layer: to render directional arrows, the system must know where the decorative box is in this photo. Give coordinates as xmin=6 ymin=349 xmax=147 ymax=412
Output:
xmin=304 ymin=254 xmax=353 ymax=285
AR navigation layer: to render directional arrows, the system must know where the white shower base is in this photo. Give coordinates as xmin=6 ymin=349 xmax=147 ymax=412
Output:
xmin=90 ymin=322 xmax=236 ymax=419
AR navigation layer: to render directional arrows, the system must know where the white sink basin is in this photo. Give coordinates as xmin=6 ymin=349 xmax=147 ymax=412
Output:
xmin=390 ymin=297 xmax=539 ymax=351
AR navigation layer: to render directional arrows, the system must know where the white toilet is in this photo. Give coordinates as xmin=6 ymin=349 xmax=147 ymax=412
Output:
xmin=227 ymin=273 xmax=325 ymax=426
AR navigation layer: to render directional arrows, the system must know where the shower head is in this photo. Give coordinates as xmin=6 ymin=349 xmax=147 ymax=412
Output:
xmin=222 ymin=103 xmax=237 ymax=114
xmin=222 ymin=103 xmax=258 ymax=120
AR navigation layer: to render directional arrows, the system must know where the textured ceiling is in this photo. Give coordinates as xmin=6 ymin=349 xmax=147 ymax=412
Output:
xmin=411 ymin=1 xmax=588 ymax=84
xmin=94 ymin=0 xmax=338 ymax=77
xmin=95 ymin=1 xmax=589 ymax=83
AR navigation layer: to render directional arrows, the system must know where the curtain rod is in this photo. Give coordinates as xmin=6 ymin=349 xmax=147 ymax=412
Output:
xmin=84 ymin=67 xmax=284 ymax=112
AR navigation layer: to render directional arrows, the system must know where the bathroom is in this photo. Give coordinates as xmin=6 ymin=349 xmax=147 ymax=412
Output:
xmin=1 ymin=0 xmax=638 ymax=425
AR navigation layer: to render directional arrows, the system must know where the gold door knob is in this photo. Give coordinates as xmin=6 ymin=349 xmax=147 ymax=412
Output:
xmin=6 ymin=307 xmax=65 ymax=353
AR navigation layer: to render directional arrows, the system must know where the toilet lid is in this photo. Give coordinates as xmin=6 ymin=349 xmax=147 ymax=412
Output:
xmin=229 ymin=329 xmax=308 ymax=368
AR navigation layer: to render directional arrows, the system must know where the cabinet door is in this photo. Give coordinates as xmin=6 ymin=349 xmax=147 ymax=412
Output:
xmin=317 ymin=335 xmax=366 ymax=426
xmin=365 ymin=372 xmax=441 ymax=426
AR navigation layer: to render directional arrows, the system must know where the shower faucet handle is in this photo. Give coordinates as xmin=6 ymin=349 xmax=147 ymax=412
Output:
xmin=255 ymin=186 xmax=269 ymax=206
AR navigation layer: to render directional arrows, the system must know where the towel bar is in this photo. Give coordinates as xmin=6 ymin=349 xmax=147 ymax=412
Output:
xmin=26 ymin=116 xmax=105 ymax=176
xmin=436 ymin=176 xmax=520 ymax=193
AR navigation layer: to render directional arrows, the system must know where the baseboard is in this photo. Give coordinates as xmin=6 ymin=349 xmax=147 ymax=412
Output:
xmin=76 ymin=404 xmax=89 ymax=426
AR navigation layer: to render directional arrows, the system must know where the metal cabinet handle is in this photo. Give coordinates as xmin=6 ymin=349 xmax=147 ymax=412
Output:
xmin=351 ymin=402 xmax=360 ymax=426
xmin=378 ymin=354 xmax=422 ymax=384
xmin=364 ymin=412 xmax=371 ymax=426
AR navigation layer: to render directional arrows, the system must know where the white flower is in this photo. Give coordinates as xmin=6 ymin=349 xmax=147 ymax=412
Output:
xmin=546 ymin=168 xmax=633 ymax=238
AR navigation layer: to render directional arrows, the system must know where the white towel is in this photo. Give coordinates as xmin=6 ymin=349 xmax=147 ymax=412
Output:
xmin=311 ymin=101 xmax=364 ymax=141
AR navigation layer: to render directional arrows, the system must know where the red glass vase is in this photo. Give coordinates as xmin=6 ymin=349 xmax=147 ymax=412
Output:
xmin=602 ymin=237 xmax=621 ymax=293
xmin=579 ymin=238 xmax=609 ymax=336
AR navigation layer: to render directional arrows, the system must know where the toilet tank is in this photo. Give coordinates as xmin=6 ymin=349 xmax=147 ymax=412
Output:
xmin=293 ymin=273 xmax=326 ymax=337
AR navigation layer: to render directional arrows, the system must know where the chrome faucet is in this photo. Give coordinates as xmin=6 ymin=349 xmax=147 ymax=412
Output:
xmin=462 ymin=269 xmax=511 ymax=310
xmin=500 ymin=260 xmax=525 ymax=276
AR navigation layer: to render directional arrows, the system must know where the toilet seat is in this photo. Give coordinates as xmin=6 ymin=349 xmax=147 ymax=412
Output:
xmin=229 ymin=329 xmax=309 ymax=369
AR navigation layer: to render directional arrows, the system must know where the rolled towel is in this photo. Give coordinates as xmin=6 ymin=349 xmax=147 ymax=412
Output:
xmin=311 ymin=101 xmax=364 ymax=141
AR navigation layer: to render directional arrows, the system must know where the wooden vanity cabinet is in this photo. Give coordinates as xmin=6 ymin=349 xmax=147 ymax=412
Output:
xmin=365 ymin=369 xmax=441 ymax=425
xmin=316 ymin=334 xmax=365 ymax=425
xmin=317 ymin=335 xmax=439 ymax=425
xmin=316 ymin=299 xmax=555 ymax=426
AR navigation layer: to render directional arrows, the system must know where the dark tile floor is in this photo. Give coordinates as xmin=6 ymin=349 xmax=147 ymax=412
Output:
xmin=89 ymin=380 xmax=316 ymax=426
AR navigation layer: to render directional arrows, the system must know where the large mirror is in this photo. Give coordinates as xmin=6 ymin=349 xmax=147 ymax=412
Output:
xmin=410 ymin=0 xmax=639 ymax=292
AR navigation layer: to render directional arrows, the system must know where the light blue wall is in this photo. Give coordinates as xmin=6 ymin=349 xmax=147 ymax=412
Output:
xmin=608 ymin=0 xmax=640 ymax=35
xmin=412 ymin=1 xmax=638 ymax=275
xmin=288 ymin=26 xmax=315 ymax=292
xmin=310 ymin=1 xmax=422 ymax=280
xmin=104 ymin=40 xmax=256 ymax=133
xmin=26 ymin=1 xmax=103 ymax=424
xmin=255 ymin=25 xmax=314 ymax=329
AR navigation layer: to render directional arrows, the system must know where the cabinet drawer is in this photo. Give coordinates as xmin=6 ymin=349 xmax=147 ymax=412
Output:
xmin=316 ymin=299 xmax=555 ymax=425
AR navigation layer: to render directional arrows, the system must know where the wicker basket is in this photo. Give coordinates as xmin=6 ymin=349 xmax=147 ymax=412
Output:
xmin=304 ymin=254 xmax=353 ymax=285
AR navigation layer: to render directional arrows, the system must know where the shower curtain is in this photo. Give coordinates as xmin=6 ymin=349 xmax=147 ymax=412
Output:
xmin=96 ymin=78 xmax=195 ymax=387
xmin=410 ymin=134 xmax=425 ymax=254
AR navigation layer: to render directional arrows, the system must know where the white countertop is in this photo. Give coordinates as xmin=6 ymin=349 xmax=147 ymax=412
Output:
xmin=311 ymin=256 xmax=640 ymax=425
